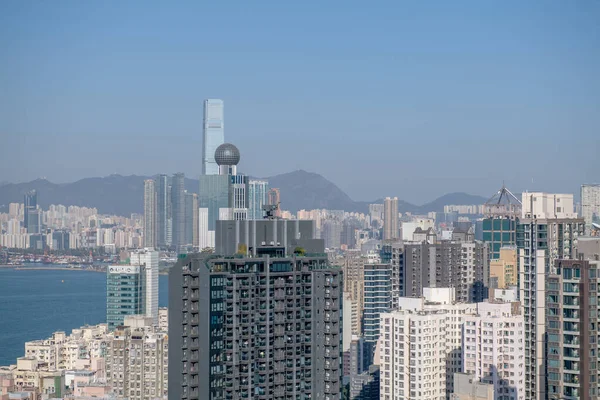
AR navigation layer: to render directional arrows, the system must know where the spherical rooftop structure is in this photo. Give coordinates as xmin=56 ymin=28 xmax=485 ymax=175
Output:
xmin=214 ymin=143 xmax=240 ymax=166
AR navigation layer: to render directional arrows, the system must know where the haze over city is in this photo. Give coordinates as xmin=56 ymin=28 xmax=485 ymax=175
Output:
xmin=1 ymin=1 xmax=599 ymax=203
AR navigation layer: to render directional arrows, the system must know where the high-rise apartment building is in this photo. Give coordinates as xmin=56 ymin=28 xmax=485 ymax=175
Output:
xmin=171 ymin=173 xmax=186 ymax=248
xmin=462 ymin=301 xmax=525 ymax=400
xmin=489 ymin=246 xmax=517 ymax=289
xmin=156 ymin=174 xmax=170 ymax=247
xmin=380 ymin=288 xmax=478 ymax=400
xmin=106 ymin=316 xmax=168 ymax=400
xmin=202 ymin=99 xmax=225 ymax=175
xmin=403 ymin=236 xmax=489 ymax=303
xmin=143 ymin=179 xmax=157 ymax=248
xmin=268 ymin=188 xmax=282 ymax=218
xmin=383 ymin=197 xmax=398 ymax=240
xmin=130 ymin=248 xmax=159 ymax=325
xmin=518 ymin=192 xmax=584 ymax=400
xmin=582 ymin=184 xmax=600 ymax=232
xmin=546 ymin=259 xmax=598 ymax=399
xmin=363 ymin=264 xmax=392 ymax=346
xmin=106 ymin=265 xmax=145 ymax=331
xmin=248 ymin=180 xmax=269 ymax=220
xmin=322 ymin=219 xmax=342 ymax=249
xmin=184 ymin=191 xmax=198 ymax=246
xmin=168 ymin=247 xmax=343 ymax=400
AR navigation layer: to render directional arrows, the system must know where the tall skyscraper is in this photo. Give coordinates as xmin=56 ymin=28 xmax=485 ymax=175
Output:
xmin=171 ymin=173 xmax=186 ymax=248
xmin=582 ymin=183 xmax=600 ymax=232
xmin=248 ymin=180 xmax=269 ymax=220
xmin=362 ymin=264 xmax=391 ymax=347
xmin=518 ymin=192 xmax=584 ymax=400
xmin=267 ymin=188 xmax=282 ymax=218
xmin=143 ymin=179 xmax=157 ymax=248
xmin=202 ymin=99 xmax=225 ymax=175
xmin=24 ymin=190 xmax=40 ymax=234
xmin=383 ymin=197 xmax=398 ymax=240
xmin=156 ymin=174 xmax=170 ymax=247
xmin=198 ymin=143 xmax=248 ymax=248
xmin=168 ymin=239 xmax=342 ymax=400
xmin=130 ymin=248 xmax=159 ymax=325
xmin=106 ymin=265 xmax=145 ymax=331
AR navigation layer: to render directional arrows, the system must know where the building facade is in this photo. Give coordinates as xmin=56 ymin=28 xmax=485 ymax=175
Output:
xmin=202 ymin=99 xmax=225 ymax=175
xmin=170 ymin=173 xmax=186 ymax=248
xmin=362 ymin=264 xmax=392 ymax=346
xmin=462 ymin=301 xmax=525 ymax=400
xmin=582 ymin=184 xmax=600 ymax=232
xmin=106 ymin=316 xmax=168 ymax=400
xmin=546 ymin=259 xmax=598 ymax=400
xmin=106 ymin=265 xmax=145 ymax=330
xmin=248 ymin=180 xmax=269 ymax=220
xmin=143 ymin=179 xmax=157 ymax=248
xmin=129 ymin=248 xmax=159 ymax=325
xmin=168 ymin=250 xmax=343 ymax=400
xmin=383 ymin=197 xmax=398 ymax=241
xmin=518 ymin=192 xmax=584 ymax=400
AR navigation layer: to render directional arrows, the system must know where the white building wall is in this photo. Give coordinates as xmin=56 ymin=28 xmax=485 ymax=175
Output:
xmin=130 ymin=248 xmax=159 ymax=325
xmin=463 ymin=302 xmax=525 ymax=400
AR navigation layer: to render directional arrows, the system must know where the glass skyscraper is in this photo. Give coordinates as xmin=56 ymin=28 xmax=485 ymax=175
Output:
xmin=202 ymin=99 xmax=224 ymax=175
xmin=106 ymin=265 xmax=145 ymax=330
xmin=198 ymin=175 xmax=230 ymax=231
xmin=248 ymin=179 xmax=268 ymax=220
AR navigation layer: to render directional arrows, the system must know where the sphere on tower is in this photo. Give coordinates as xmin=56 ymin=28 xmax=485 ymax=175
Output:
xmin=214 ymin=143 xmax=240 ymax=166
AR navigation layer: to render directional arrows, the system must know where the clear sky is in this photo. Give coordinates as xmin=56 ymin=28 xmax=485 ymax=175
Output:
xmin=1 ymin=1 xmax=598 ymax=204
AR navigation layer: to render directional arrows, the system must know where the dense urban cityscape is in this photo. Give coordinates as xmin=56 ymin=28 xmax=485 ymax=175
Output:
xmin=1 ymin=97 xmax=599 ymax=400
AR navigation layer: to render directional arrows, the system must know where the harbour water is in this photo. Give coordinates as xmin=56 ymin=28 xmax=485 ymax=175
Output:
xmin=0 ymin=267 xmax=169 ymax=366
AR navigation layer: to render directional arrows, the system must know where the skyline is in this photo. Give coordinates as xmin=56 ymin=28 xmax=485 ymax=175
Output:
xmin=1 ymin=1 xmax=599 ymax=203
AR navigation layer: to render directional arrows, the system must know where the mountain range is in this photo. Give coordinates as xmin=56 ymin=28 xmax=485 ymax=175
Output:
xmin=0 ymin=170 xmax=487 ymax=216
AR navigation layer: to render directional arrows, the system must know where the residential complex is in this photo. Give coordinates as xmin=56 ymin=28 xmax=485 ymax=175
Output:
xmin=518 ymin=192 xmax=584 ymax=400
xmin=168 ymin=249 xmax=343 ymax=400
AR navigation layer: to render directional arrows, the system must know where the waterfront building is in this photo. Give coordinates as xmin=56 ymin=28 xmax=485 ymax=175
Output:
xmin=106 ymin=316 xmax=168 ymax=400
xmin=168 ymin=239 xmax=342 ymax=400
xmin=106 ymin=265 xmax=145 ymax=331
xmin=383 ymin=197 xmax=398 ymax=240
xmin=248 ymin=180 xmax=269 ymax=220
xmin=518 ymin=192 xmax=584 ymax=400
xmin=129 ymin=248 xmax=159 ymax=325
xmin=143 ymin=179 xmax=157 ymax=248
xmin=202 ymin=99 xmax=225 ymax=175
xmin=582 ymin=183 xmax=600 ymax=232
xmin=23 ymin=190 xmax=39 ymax=234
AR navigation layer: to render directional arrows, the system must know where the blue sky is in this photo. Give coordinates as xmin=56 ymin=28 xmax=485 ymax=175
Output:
xmin=1 ymin=0 xmax=598 ymax=203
